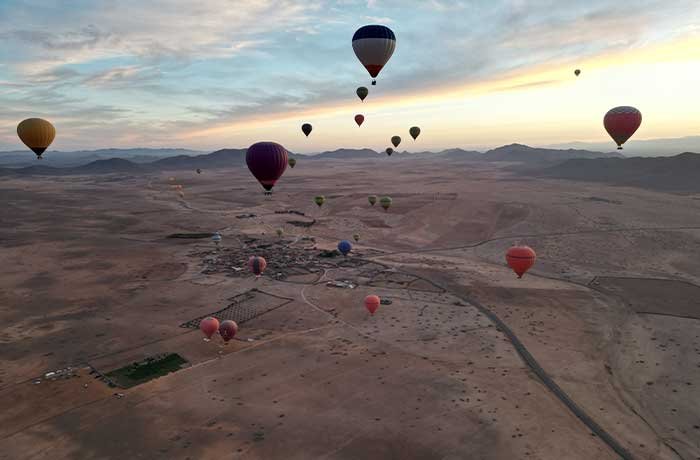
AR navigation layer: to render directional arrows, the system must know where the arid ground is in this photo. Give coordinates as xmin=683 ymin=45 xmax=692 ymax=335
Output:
xmin=1 ymin=158 xmax=699 ymax=460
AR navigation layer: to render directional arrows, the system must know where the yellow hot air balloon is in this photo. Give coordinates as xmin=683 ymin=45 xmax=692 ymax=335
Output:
xmin=17 ymin=118 xmax=56 ymax=159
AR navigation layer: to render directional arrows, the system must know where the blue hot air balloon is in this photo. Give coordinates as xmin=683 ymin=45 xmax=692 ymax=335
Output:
xmin=352 ymin=25 xmax=396 ymax=86
xmin=338 ymin=240 xmax=353 ymax=256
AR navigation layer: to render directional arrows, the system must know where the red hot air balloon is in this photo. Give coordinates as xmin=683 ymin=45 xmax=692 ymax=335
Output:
xmin=246 ymin=142 xmax=288 ymax=193
xmin=604 ymin=106 xmax=642 ymax=150
xmin=506 ymin=246 xmax=536 ymax=278
xmin=355 ymin=114 xmax=364 ymax=127
xmin=199 ymin=317 xmax=220 ymax=340
xmin=219 ymin=320 xmax=239 ymax=342
xmin=248 ymin=255 xmax=267 ymax=277
xmin=365 ymin=295 xmax=380 ymax=315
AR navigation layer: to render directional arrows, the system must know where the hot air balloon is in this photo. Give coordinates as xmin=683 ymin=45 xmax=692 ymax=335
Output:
xmin=338 ymin=240 xmax=352 ymax=256
xmin=212 ymin=233 xmax=222 ymax=247
xmin=365 ymin=295 xmax=380 ymax=315
xmin=276 ymin=228 xmax=284 ymax=238
xmin=356 ymin=86 xmax=369 ymax=101
xmin=355 ymin=114 xmax=364 ymax=127
xmin=196 ymin=168 xmax=202 ymax=174
xmin=219 ymin=320 xmax=238 ymax=342
xmin=246 ymin=142 xmax=288 ymax=193
xmin=301 ymin=123 xmax=312 ymax=137
xmin=199 ymin=317 xmax=220 ymax=341
xmin=353 ymin=233 xmax=360 ymax=243
xmin=248 ymin=255 xmax=267 ymax=277
xmin=506 ymin=246 xmax=536 ymax=278
xmin=409 ymin=126 xmax=421 ymax=140
xmin=352 ymin=25 xmax=396 ymax=85
xmin=391 ymin=136 xmax=401 ymax=148
xmin=604 ymin=106 xmax=642 ymax=150
xmin=385 ymin=147 xmax=393 ymax=156
xmin=288 ymin=157 xmax=297 ymax=169
xmin=368 ymin=195 xmax=377 ymax=206
xmin=17 ymin=118 xmax=55 ymax=159
xmin=314 ymin=195 xmax=326 ymax=208
xmin=574 ymin=69 xmax=581 ymax=77
xmin=380 ymin=196 xmax=392 ymax=211
xmin=178 ymin=191 xmax=185 ymax=199
xmin=168 ymin=177 xmax=175 ymax=182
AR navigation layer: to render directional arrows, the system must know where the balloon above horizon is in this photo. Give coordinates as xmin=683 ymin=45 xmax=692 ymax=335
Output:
xmin=604 ymin=106 xmax=642 ymax=149
xmin=352 ymin=25 xmax=396 ymax=86
xmin=17 ymin=118 xmax=55 ymax=159
xmin=246 ymin=142 xmax=288 ymax=192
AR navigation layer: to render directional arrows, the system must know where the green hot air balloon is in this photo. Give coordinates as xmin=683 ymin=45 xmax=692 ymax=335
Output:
xmin=368 ymin=195 xmax=377 ymax=206
xmin=380 ymin=196 xmax=392 ymax=212
xmin=356 ymin=86 xmax=368 ymax=101
xmin=391 ymin=136 xmax=401 ymax=148
xmin=288 ymin=157 xmax=297 ymax=168
xmin=409 ymin=126 xmax=420 ymax=140
xmin=314 ymin=195 xmax=326 ymax=208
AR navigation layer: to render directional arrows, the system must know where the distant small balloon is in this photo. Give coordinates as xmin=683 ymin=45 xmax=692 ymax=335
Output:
xmin=248 ymin=255 xmax=267 ymax=277
xmin=288 ymin=157 xmax=297 ymax=168
xmin=505 ymin=245 xmax=536 ymax=278
xmin=574 ymin=69 xmax=581 ymax=76
xmin=219 ymin=320 xmax=239 ymax=342
xmin=338 ymin=240 xmax=352 ymax=256
xmin=356 ymin=86 xmax=369 ymax=101
xmin=365 ymin=295 xmax=380 ymax=315
xmin=385 ymin=147 xmax=393 ymax=156
xmin=355 ymin=114 xmax=364 ymax=127
xmin=380 ymin=196 xmax=392 ymax=211
xmin=391 ymin=136 xmax=401 ymax=148
xmin=409 ymin=126 xmax=421 ymax=140
xmin=314 ymin=195 xmax=326 ymax=207
xmin=200 ymin=317 xmax=220 ymax=340
xmin=301 ymin=123 xmax=312 ymax=137
xmin=276 ymin=228 xmax=284 ymax=237
xmin=196 ymin=168 xmax=202 ymax=174
xmin=368 ymin=195 xmax=377 ymax=206
xmin=353 ymin=233 xmax=360 ymax=243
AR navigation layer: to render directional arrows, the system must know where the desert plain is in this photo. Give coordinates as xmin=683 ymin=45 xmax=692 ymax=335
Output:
xmin=1 ymin=156 xmax=700 ymax=460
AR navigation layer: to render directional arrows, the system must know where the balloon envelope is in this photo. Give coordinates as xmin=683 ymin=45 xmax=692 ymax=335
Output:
xmin=17 ymin=118 xmax=55 ymax=158
xmin=248 ymin=256 xmax=267 ymax=277
xmin=380 ymin=196 xmax=392 ymax=211
xmin=302 ymin=123 xmax=312 ymax=137
xmin=246 ymin=142 xmax=288 ymax=191
xmin=391 ymin=136 xmax=401 ymax=148
xmin=365 ymin=295 xmax=380 ymax=315
xmin=604 ymin=106 xmax=641 ymax=149
xmin=196 ymin=168 xmax=202 ymax=174
xmin=574 ymin=69 xmax=581 ymax=76
xmin=288 ymin=158 xmax=297 ymax=168
xmin=314 ymin=195 xmax=326 ymax=207
xmin=353 ymin=233 xmax=360 ymax=242
xmin=219 ymin=320 xmax=239 ymax=342
xmin=352 ymin=25 xmax=396 ymax=84
xmin=355 ymin=114 xmax=365 ymax=126
xmin=368 ymin=195 xmax=377 ymax=206
xmin=338 ymin=240 xmax=352 ymax=256
xmin=385 ymin=147 xmax=393 ymax=156
xmin=409 ymin=126 xmax=421 ymax=140
xmin=356 ymin=86 xmax=368 ymax=101
xmin=200 ymin=317 xmax=220 ymax=339
xmin=506 ymin=246 xmax=536 ymax=278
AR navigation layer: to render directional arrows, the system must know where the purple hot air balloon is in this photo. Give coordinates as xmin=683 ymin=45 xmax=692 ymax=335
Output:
xmin=246 ymin=142 xmax=288 ymax=193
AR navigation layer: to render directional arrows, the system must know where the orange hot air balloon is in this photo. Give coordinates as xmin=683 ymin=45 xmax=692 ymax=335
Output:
xmin=365 ymin=295 xmax=380 ymax=315
xmin=505 ymin=246 xmax=536 ymax=278
xmin=199 ymin=317 xmax=220 ymax=340
xmin=219 ymin=320 xmax=239 ymax=342
xmin=355 ymin=114 xmax=364 ymax=126
xmin=17 ymin=118 xmax=56 ymax=159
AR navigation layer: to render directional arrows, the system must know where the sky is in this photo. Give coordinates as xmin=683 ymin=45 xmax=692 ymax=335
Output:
xmin=0 ymin=0 xmax=699 ymax=153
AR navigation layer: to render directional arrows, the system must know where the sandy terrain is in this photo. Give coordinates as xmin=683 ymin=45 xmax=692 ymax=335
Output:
xmin=1 ymin=158 xmax=699 ymax=459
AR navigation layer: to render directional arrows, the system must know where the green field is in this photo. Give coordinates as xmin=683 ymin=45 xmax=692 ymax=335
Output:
xmin=105 ymin=353 xmax=188 ymax=388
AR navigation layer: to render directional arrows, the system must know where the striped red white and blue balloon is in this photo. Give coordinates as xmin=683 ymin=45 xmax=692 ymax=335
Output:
xmin=352 ymin=25 xmax=396 ymax=86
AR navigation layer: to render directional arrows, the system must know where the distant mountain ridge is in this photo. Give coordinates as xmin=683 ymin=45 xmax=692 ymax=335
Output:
xmin=0 ymin=148 xmax=205 ymax=168
xmin=538 ymin=152 xmax=700 ymax=192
